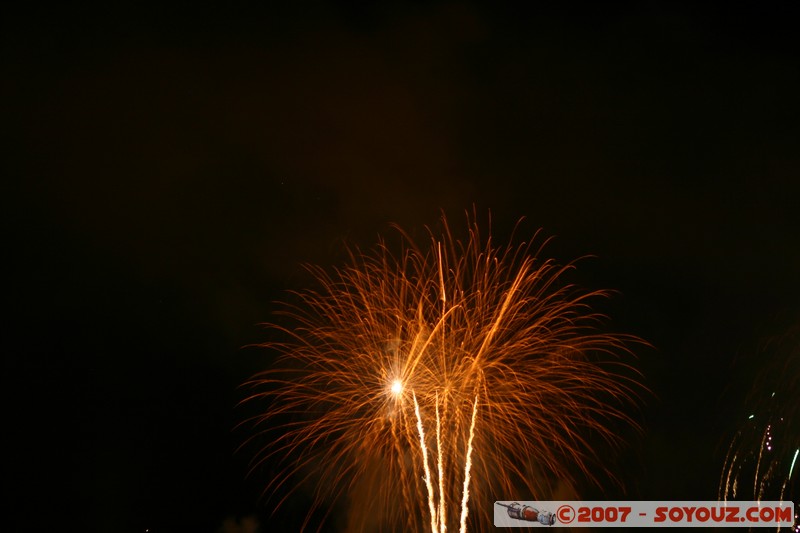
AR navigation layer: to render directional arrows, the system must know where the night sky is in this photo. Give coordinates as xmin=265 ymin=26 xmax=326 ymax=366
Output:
xmin=4 ymin=3 xmax=799 ymax=532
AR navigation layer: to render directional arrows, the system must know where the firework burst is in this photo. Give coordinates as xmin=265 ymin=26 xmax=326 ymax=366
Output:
xmin=242 ymin=214 xmax=644 ymax=531
xmin=719 ymin=321 xmax=799 ymax=531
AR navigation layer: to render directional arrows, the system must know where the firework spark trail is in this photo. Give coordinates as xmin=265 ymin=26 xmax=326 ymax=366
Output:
xmin=243 ymin=213 xmax=645 ymax=531
xmin=459 ymin=395 xmax=479 ymax=533
xmin=436 ymin=393 xmax=446 ymax=533
xmin=415 ymin=392 xmax=439 ymax=533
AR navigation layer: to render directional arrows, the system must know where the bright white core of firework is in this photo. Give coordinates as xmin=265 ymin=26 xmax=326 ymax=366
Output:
xmin=391 ymin=379 xmax=403 ymax=396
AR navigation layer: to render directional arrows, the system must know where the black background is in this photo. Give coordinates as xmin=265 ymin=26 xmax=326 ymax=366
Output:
xmin=4 ymin=2 xmax=799 ymax=532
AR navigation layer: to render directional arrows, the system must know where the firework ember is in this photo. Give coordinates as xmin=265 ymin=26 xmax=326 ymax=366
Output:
xmin=243 ymin=213 xmax=644 ymax=531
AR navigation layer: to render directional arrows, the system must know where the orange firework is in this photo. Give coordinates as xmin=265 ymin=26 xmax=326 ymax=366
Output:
xmin=242 ymin=213 xmax=644 ymax=532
